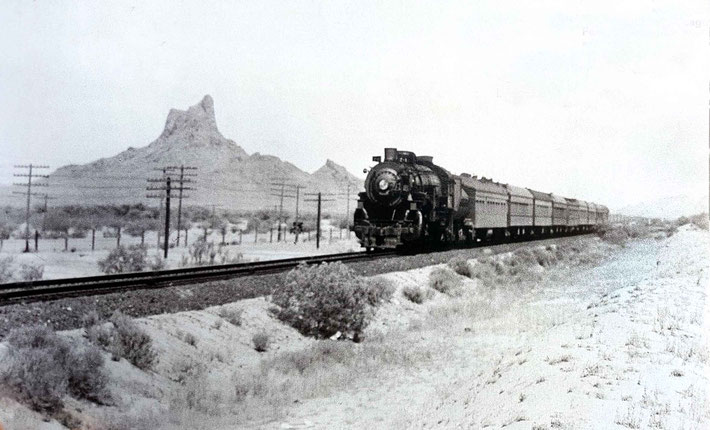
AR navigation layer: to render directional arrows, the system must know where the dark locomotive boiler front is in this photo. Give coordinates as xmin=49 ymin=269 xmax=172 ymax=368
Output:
xmin=353 ymin=148 xmax=444 ymax=249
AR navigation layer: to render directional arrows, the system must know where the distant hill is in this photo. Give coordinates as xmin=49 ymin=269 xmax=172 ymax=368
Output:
xmin=9 ymin=95 xmax=362 ymax=217
xmin=617 ymin=194 xmax=708 ymax=220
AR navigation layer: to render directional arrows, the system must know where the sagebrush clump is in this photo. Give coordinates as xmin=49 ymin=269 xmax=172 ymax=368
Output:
xmin=402 ymin=285 xmax=434 ymax=304
xmin=252 ymin=332 xmax=270 ymax=352
xmin=1 ymin=325 xmax=109 ymax=414
xmin=218 ymin=307 xmax=243 ymax=326
xmin=97 ymin=245 xmax=150 ymax=274
xmin=271 ymin=262 xmax=384 ymax=340
xmin=0 ymin=256 xmax=14 ymax=282
xmin=448 ymin=256 xmax=472 ymax=277
xmin=86 ymin=311 xmax=157 ymax=370
xmin=19 ymin=263 xmax=44 ymax=281
xmin=364 ymin=277 xmax=396 ymax=306
xmin=429 ymin=267 xmax=462 ymax=296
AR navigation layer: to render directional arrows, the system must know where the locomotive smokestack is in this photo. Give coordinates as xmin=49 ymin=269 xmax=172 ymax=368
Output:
xmin=384 ymin=148 xmax=398 ymax=161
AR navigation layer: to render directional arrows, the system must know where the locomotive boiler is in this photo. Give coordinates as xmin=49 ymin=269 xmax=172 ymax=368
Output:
xmin=352 ymin=148 xmax=608 ymax=250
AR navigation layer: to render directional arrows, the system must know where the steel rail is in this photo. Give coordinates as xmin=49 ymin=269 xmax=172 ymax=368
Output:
xmin=0 ymin=250 xmax=396 ymax=305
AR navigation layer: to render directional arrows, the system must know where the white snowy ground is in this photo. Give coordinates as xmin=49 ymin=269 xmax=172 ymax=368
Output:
xmin=0 ymin=226 xmax=707 ymax=429
xmin=0 ymin=225 xmax=358 ymax=280
xmin=269 ymin=226 xmax=709 ymax=429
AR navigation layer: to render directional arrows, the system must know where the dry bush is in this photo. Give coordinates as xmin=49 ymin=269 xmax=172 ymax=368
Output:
xmin=689 ymin=213 xmax=709 ymax=230
xmin=624 ymin=223 xmax=650 ymax=238
xmin=149 ymin=255 xmax=167 ymax=270
xmin=469 ymin=256 xmax=497 ymax=285
xmin=0 ymin=256 xmax=14 ymax=283
xmin=19 ymin=263 xmax=44 ymax=281
xmin=252 ymin=332 xmax=270 ymax=352
xmin=264 ymin=340 xmax=354 ymax=376
xmin=218 ymin=308 xmax=243 ymax=326
xmin=98 ymin=245 xmax=149 ymax=274
xmin=271 ymin=262 xmax=379 ymax=340
xmin=86 ymin=312 xmax=157 ymax=370
xmin=1 ymin=325 xmax=109 ymax=414
xmin=364 ymin=277 xmax=395 ymax=305
xmin=402 ymin=285 xmax=434 ymax=304
xmin=599 ymin=225 xmax=629 ymax=246
xmin=178 ymin=330 xmax=198 ymax=347
xmin=429 ymin=267 xmax=462 ymax=296
xmin=448 ymin=256 xmax=472 ymax=277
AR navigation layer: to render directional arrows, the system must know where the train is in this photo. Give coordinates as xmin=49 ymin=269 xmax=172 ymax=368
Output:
xmin=352 ymin=148 xmax=608 ymax=250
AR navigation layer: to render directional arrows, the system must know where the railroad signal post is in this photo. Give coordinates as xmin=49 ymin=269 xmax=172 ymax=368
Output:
xmin=13 ymin=164 xmax=49 ymax=253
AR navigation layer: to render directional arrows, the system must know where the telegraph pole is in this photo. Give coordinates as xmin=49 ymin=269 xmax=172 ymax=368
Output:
xmin=154 ymin=167 xmax=167 ymax=250
xmin=40 ymin=193 xmax=57 ymax=232
xmin=173 ymin=165 xmax=196 ymax=246
xmin=147 ymin=174 xmax=177 ymax=258
xmin=164 ymin=178 xmax=171 ymax=258
xmin=304 ymin=192 xmax=335 ymax=249
xmin=152 ymin=166 xmax=194 ymax=250
xmin=345 ymin=183 xmax=351 ymax=238
xmin=13 ymin=164 xmax=49 ymax=252
xmin=269 ymin=180 xmax=298 ymax=242
xmin=293 ymin=184 xmax=305 ymax=243
xmin=332 ymin=183 xmax=356 ymax=239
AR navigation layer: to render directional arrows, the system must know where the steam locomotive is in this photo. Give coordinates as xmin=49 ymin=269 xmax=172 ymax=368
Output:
xmin=352 ymin=148 xmax=608 ymax=250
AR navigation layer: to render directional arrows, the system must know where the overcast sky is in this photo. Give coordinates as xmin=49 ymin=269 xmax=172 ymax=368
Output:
xmin=1 ymin=0 xmax=707 ymax=209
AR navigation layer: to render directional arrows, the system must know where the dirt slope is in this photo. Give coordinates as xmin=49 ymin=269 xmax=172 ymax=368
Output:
xmin=272 ymin=227 xmax=709 ymax=429
xmin=1 ymin=228 xmax=707 ymax=429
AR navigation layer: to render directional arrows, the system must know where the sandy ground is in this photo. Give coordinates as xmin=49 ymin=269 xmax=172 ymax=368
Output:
xmin=0 ymin=226 xmax=707 ymax=429
xmin=0 ymin=225 xmax=359 ymax=280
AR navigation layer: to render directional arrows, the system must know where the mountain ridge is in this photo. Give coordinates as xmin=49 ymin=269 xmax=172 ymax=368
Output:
xmin=42 ymin=95 xmax=362 ymax=214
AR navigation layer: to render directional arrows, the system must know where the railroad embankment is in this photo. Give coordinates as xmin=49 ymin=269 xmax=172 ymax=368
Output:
xmin=1 ymin=225 xmax=708 ymax=429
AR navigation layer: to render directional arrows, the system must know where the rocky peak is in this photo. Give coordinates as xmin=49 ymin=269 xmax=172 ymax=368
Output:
xmin=313 ymin=159 xmax=362 ymax=185
xmin=160 ymin=94 xmax=219 ymax=140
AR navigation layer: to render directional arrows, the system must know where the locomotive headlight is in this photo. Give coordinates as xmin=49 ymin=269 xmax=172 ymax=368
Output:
xmin=378 ymin=179 xmax=389 ymax=191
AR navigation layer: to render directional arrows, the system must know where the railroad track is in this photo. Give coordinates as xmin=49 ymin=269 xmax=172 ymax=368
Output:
xmin=0 ymin=250 xmax=396 ymax=305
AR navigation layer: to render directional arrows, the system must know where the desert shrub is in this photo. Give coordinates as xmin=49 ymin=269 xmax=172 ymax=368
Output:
xmin=448 ymin=256 xmax=472 ymax=277
xmin=97 ymin=245 xmax=149 ymax=274
xmin=264 ymin=340 xmax=354 ymax=376
xmin=364 ymin=277 xmax=395 ymax=306
xmin=87 ymin=312 xmax=157 ymax=370
xmin=252 ymin=332 xmax=270 ymax=352
xmin=149 ymin=255 xmax=166 ymax=271
xmin=664 ymin=224 xmax=678 ymax=237
xmin=270 ymin=262 xmax=374 ymax=340
xmin=402 ymin=285 xmax=434 ymax=304
xmin=1 ymin=325 xmax=109 ymax=414
xmin=81 ymin=310 xmax=101 ymax=328
xmin=179 ymin=331 xmax=198 ymax=347
xmin=689 ymin=213 xmax=709 ymax=230
xmin=532 ymin=247 xmax=556 ymax=266
xmin=469 ymin=257 xmax=497 ymax=285
xmin=599 ymin=225 xmax=628 ymax=246
xmin=109 ymin=312 xmax=157 ymax=370
xmin=623 ymin=223 xmax=649 ymax=238
xmin=219 ymin=307 xmax=243 ymax=326
xmin=66 ymin=346 xmax=109 ymax=403
xmin=429 ymin=267 xmax=462 ymax=296
xmin=19 ymin=263 xmax=44 ymax=281
xmin=189 ymin=239 xmax=215 ymax=265
xmin=0 ymin=256 xmax=14 ymax=282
